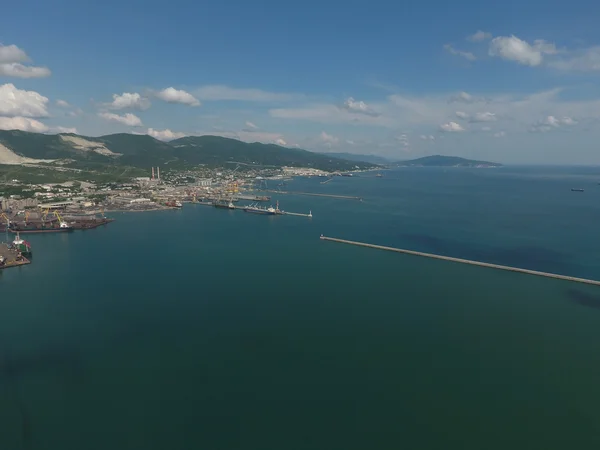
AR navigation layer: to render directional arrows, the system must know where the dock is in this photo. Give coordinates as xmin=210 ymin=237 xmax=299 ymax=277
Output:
xmin=320 ymin=235 xmax=600 ymax=287
xmin=265 ymin=190 xmax=361 ymax=201
xmin=0 ymin=243 xmax=31 ymax=270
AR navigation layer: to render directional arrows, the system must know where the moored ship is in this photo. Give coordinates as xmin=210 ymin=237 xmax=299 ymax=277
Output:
xmin=10 ymin=220 xmax=73 ymax=233
xmin=12 ymin=232 xmax=32 ymax=256
xmin=213 ymin=199 xmax=235 ymax=209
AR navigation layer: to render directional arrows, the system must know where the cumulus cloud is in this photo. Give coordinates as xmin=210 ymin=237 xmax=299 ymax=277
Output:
xmin=99 ymin=112 xmax=143 ymax=127
xmin=420 ymin=135 xmax=435 ymax=140
xmin=154 ymin=87 xmax=201 ymax=106
xmin=488 ymin=35 xmax=557 ymax=66
xmin=193 ymin=85 xmax=301 ymax=102
xmin=0 ymin=116 xmax=48 ymax=132
xmin=470 ymin=111 xmax=497 ymax=122
xmin=146 ymin=128 xmax=187 ymax=141
xmin=455 ymin=111 xmax=469 ymax=119
xmin=275 ymin=138 xmax=287 ymax=146
xmin=467 ymin=31 xmax=492 ymax=42
xmin=0 ymin=83 xmax=49 ymax=117
xmin=108 ymin=92 xmax=150 ymax=110
xmin=530 ymin=115 xmax=576 ymax=132
xmin=493 ymin=131 xmax=506 ymax=138
xmin=0 ymin=64 xmax=51 ymax=78
xmin=444 ymin=44 xmax=476 ymax=61
xmin=56 ymin=99 xmax=70 ymax=108
xmin=0 ymin=44 xmax=51 ymax=78
xmin=0 ymin=44 xmax=29 ymax=63
xmin=439 ymin=121 xmax=465 ymax=132
xmin=342 ymin=97 xmax=379 ymax=116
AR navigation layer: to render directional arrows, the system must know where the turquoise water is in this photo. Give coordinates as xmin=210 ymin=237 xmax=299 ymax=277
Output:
xmin=2 ymin=166 xmax=600 ymax=449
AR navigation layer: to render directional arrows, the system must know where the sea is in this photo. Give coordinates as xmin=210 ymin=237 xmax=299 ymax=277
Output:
xmin=1 ymin=166 xmax=600 ymax=450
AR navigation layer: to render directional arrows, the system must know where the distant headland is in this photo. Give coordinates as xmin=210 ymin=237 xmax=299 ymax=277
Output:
xmin=397 ymin=155 xmax=502 ymax=168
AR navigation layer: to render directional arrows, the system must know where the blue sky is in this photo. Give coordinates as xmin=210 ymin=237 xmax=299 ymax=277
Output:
xmin=2 ymin=0 xmax=600 ymax=163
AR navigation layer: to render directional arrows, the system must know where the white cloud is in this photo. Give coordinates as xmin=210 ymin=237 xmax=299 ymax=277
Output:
xmin=467 ymin=31 xmax=492 ymax=42
xmin=0 ymin=44 xmax=50 ymax=78
xmin=346 ymin=140 xmax=355 ymax=145
xmin=0 ymin=83 xmax=49 ymax=117
xmin=470 ymin=111 xmax=497 ymax=122
xmin=193 ymin=85 xmax=301 ymax=102
xmin=548 ymin=46 xmax=600 ymax=72
xmin=493 ymin=131 xmax=506 ymax=138
xmin=0 ymin=44 xmax=29 ymax=63
xmin=448 ymin=91 xmax=481 ymax=104
xmin=108 ymin=92 xmax=150 ymax=110
xmin=0 ymin=63 xmax=51 ymax=78
xmin=444 ymin=44 xmax=476 ymax=61
xmin=275 ymin=138 xmax=287 ymax=146
xmin=488 ymin=35 xmax=557 ymax=67
xmin=155 ymin=87 xmax=200 ymax=106
xmin=242 ymin=120 xmax=259 ymax=132
xmin=146 ymin=128 xmax=187 ymax=141
xmin=481 ymin=126 xmax=492 ymax=131
xmin=270 ymin=103 xmax=393 ymax=127
xmin=53 ymin=126 xmax=78 ymax=134
xmin=342 ymin=97 xmax=379 ymax=116
xmin=56 ymin=99 xmax=70 ymax=107
xmin=320 ymin=131 xmax=339 ymax=145
xmin=99 ymin=112 xmax=143 ymax=127
xmin=420 ymin=135 xmax=435 ymax=140
xmin=530 ymin=115 xmax=576 ymax=132
xmin=455 ymin=111 xmax=469 ymax=119
xmin=440 ymin=121 xmax=465 ymax=132
xmin=0 ymin=116 xmax=48 ymax=132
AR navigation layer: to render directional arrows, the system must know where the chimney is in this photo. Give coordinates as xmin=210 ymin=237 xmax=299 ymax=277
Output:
xmin=157 ymin=167 xmax=160 ymax=180
xmin=152 ymin=167 xmax=155 ymax=180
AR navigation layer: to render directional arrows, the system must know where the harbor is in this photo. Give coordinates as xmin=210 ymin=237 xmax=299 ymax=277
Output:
xmin=320 ymin=235 xmax=600 ymax=287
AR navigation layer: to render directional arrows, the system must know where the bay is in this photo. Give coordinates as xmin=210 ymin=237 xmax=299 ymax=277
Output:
xmin=1 ymin=166 xmax=600 ymax=449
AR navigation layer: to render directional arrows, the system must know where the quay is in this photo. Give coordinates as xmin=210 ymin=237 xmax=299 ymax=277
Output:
xmin=265 ymin=190 xmax=361 ymax=201
xmin=0 ymin=243 xmax=31 ymax=270
xmin=320 ymin=235 xmax=600 ymax=287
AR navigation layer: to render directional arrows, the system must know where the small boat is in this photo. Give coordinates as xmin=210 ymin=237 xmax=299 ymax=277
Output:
xmin=571 ymin=188 xmax=584 ymax=192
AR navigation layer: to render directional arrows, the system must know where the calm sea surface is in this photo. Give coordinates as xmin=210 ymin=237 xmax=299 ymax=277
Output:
xmin=2 ymin=166 xmax=600 ymax=449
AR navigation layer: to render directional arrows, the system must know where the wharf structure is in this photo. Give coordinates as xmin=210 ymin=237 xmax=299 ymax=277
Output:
xmin=0 ymin=243 xmax=31 ymax=270
xmin=320 ymin=236 xmax=600 ymax=287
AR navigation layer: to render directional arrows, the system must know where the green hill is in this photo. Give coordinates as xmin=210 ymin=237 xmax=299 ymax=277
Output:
xmin=399 ymin=155 xmax=501 ymax=167
xmin=0 ymin=131 xmax=373 ymax=172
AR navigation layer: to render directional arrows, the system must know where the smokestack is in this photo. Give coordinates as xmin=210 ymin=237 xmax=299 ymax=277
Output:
xmin=152 ymin=167 xmax=155 ymax=180
xmin=157 ymin=166 xmax=160 ymax=180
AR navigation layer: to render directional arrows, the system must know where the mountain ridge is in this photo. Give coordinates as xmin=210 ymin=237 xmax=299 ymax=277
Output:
xmin=0 ymin=130 xmax=376 ymax=172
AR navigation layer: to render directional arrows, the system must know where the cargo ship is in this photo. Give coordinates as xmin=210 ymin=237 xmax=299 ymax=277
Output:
xmin=165 ymin=200 xmax=183 ymax=208
xmin=213 ymin=200 xmax=235 ymax=209
xmin=12 ymin=232 xmax=32 ymax=256
xmin=243 ymin=200 xmax=282 ymax=215
xmin=10 ymin=220 xmax=73 ymax=233
xmin=243 ymin=203 xmax=277 ymax=215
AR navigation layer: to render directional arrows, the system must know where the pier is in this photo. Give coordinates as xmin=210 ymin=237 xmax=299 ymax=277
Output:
xmin=265 ymin=190 xmax=361 ymax=200
xmin=0 ymin=243 xmax=31 ymax=270
xmin=320 ymin=235 xmax=600 ymax=287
